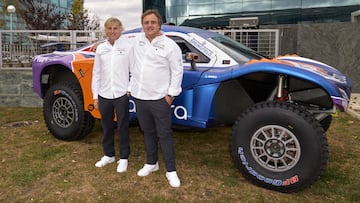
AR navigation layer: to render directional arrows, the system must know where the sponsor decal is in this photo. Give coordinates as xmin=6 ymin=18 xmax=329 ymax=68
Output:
xmin=129 ymin=100 xmax=136 ymax=113
xmin=53 ymin=90 xmax=62 ymax=95
xmin=189 ymin=38 xmax=213 ymax=57
xmin=33 ymin=55 xmax=51 ymax=63
xmin=205 ymin=75 xmax=217 ymax=79
xmin=129 ymin=99 xmax=188 ymax=120
xmin=117 ymin=49 xmax=126 ymax=55
xmin=237 ymin=147 xmax=299 ymax=186
xmin=33 ymin=54 xmax=66 ymax=63
xmin=153 ymin=42 xmax=165 ymax=50
xmin=171 ymin=105 xmax=187 ymax=120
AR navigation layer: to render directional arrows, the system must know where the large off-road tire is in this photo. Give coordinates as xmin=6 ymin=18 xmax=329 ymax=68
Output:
xmin=43 ymin=82 xmax=94 ymax=141
xmin=230 ymin=101 xmax=328 ymax=193
xmin=319 ymin=114 xmax=332 ymax=132
xmin=76 ymin=111 xmax=95 ymax=140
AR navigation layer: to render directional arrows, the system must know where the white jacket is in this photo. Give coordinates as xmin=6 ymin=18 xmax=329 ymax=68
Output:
xmin=92 ymin=38 xmax=133 ymax=100
xmin=130 ymin=33 xmax=183 ymax=100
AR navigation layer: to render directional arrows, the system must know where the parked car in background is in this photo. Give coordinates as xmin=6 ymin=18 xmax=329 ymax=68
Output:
xmin=32 ymin=25 xmax=352 ymax=193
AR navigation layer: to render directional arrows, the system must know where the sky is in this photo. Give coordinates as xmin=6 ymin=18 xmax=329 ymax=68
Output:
xmin=84 ymin=0 xmax=143 ymax=30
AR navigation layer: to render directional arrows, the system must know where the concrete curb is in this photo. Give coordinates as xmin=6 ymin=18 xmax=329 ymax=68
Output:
xmin=347 ymin=93 xmax=360 ymax=120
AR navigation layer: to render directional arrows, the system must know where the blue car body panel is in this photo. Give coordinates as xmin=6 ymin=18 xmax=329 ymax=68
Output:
xmin=32 ymin=25 xmax=352 ymax=128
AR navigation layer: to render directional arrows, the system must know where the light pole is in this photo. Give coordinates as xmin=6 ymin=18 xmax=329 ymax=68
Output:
xmin=7 ymin=5 xmax=16 ymax=44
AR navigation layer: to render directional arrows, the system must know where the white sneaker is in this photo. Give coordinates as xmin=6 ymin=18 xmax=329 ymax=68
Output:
xmin=117 ymin=159 xmax=128 ymax=173
xmin=95 ymin=156 xmax=115 ymax=167
xmin=137 ymin=162 xmax=159 ymax=177
xmin=166 ymin=171 xmax=181 ymax=188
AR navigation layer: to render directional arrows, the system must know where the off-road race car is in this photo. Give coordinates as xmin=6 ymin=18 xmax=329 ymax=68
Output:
xmin=32 ymin=25 xmax=352 ymax=193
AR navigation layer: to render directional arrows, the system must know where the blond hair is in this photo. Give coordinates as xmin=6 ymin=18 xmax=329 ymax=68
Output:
xmin=104 ymin=17 xmax=123 ymax=31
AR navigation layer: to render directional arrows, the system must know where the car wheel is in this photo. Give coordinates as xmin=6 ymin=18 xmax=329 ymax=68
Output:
xmin=230 ymin=101 xmax=328 ymax=193
xmin=43 ymin=82 xmax=94 ymax=141
xmin=76 ymin=111 xmax=95 ymax=140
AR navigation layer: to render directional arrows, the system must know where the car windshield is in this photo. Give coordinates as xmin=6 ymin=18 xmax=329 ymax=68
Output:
xmin=208 ymin=35 xmax=264 ymax=64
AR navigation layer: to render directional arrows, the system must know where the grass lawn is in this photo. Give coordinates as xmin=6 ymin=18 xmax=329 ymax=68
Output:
xmin=0 ymin=107 xmax=359 ymax=202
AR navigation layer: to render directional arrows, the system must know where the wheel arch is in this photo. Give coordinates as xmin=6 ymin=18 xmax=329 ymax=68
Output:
xmin=240 ymin=62 xmax=342 ymax=97
xmin=40 ymin=65 xmax=80 ymax=97
xmin=214 ymin=71 xmax=333 ymax=125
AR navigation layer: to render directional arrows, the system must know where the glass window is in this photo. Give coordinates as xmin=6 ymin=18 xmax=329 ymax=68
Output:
xmin=166 ymin=6 xmax=174 ymax=18
xmin=333 ymin=0 xmax=359 ymax=6
xmin=166 ymin=0 xmax=360 ymax=26
xmin=174 ymin=16 xmax=189 ymax=26
xmin=51 ymin=0 xmax=59 ymax=5
xmin=189 ymin=0 xmax=215 ymax=5
xmin=169 ymin=36 xmax=210 ymax=63
xmin=243 ymin=0 xmax=272 ymax=12
xmin=167 ymin=0 xmax=187 ymax=6
xmin=167 ymin=17 xmax=176 ymax=24
xmin=302 ymin=0 xmax=332 ymax=8
xmin=166 ymin=5 xmax=188 ymax=18
xmin=175 ymin=0 xmax=188 ymax=6
xmin=215 ymin=3 xmax=243 ymax=14
xmin=60 ymin=0 xmax=68 ymax=8
xmin=189 ymin=4 xmax=215 ymax=15
xmin=216 ymin=0 xmax=240 ymax=2
xmin=167 ymin=0 xmax=175 ymax=6
xmin=272 ymin=0 xmax=301 ymax=10
xmin=208 ymin=35 xmax=263 ymax=64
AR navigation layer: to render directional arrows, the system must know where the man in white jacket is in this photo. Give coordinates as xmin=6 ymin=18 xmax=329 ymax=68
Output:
xmin=92 ymin=17 xmax=133 ymax=173
xmin=130 ymin=9 xmax=183 ymax=187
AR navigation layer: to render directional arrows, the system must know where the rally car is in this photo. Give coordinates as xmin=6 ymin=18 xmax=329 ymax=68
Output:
xmin=32 ymin=25 xmax=352 ymax=193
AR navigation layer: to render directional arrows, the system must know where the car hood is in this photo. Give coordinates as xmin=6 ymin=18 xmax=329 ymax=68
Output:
xmin=277 ymin=55 xmax=349 ymax=85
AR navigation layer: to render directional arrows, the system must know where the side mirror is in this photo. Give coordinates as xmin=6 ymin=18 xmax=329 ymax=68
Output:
xmin=185 ymin=52 xmax=199 ymax=70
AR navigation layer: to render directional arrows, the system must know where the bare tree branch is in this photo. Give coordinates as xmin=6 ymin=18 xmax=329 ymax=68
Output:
xmin=17 ymin=0 xmax=66 ymax=30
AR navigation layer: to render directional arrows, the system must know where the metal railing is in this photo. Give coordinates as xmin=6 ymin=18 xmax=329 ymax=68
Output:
xmin=212 ymin=29 xmax=279 ymax=58
xmin=0 ymin=30 xmax=104 ymax=69
xmin=0 ymin=29 xmax=279 ymax=70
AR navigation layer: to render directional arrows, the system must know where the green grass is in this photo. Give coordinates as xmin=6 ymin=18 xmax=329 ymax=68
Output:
xmin=0 ymin=107 xmax=359 ymax=202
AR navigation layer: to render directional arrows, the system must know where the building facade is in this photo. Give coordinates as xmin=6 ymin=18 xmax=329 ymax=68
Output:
xmin=0 ymin=0 xmax=74 ymax=30
xmin=143 ymin=0 xmax=167 ymax=24
xmin=162 ymin=0 xmax=360 ymax=28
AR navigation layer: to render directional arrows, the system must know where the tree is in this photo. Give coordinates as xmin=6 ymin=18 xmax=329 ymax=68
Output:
xmin=67 ymin=0 xmax=100 ymax=30
xmin=85 ymin=13 xmax=101 ymax=31
xmin=17 ymin=0 xmax=66 ymax=30
xmin=0 ymin=4 xmax=7 ymax=29
xmin=67 ymin=0 xmax=87 ymax=30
